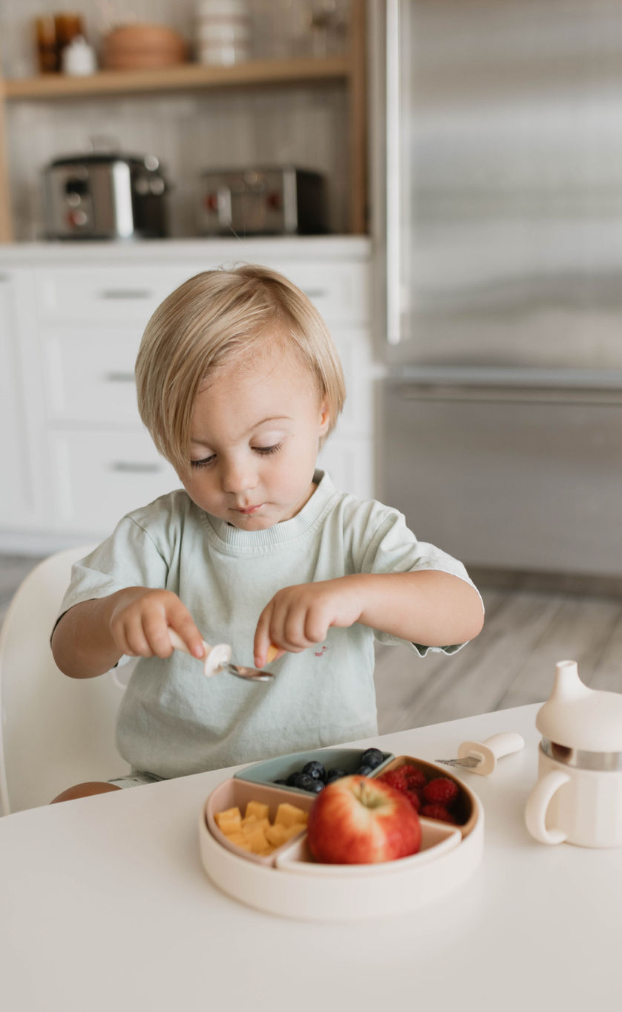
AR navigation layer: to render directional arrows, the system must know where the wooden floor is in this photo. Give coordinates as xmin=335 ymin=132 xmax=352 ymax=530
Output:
xmin=1 ymin=554 xmax=621 ymax=734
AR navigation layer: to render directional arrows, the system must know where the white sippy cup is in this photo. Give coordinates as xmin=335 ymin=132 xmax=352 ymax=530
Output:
xmin=525 ymin=660 xmax=622 ymax=848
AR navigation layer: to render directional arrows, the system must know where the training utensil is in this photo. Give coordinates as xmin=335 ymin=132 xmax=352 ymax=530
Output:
xmin=436 ymin=732 xmax=525 ymax=776
xmin=169 ymin=629 xmax=276 ymax=682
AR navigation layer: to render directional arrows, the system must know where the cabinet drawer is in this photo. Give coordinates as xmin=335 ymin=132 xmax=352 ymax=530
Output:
xmin=50 ymin=429 xmax=180 ymax=533
xmin=35 ymin=266 xmax=197 ymax=327
xmin=45 ymin=329 xmax=141 ymax=423
xmin=265 ymin=261 xmax=370 ymax=326
xmin=35 ymin=261 xmax=370 ymax=329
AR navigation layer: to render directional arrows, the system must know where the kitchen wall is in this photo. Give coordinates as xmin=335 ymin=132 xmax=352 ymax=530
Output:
xmin=0 ymin=0 xmax=351 ymax=239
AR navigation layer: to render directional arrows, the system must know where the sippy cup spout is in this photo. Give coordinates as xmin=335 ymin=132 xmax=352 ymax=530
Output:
xmin=550 ymin=660 xmax=593 ymax=705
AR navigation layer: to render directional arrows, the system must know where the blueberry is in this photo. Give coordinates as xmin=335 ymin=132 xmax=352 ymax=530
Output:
xmin=326 ymin=768 xmax=346 ymax=781
xmin=302 ymin=760 xmax=326 ymax=781
xmin=357 ymin=765 xmax=374 ymax=777
xmin=360 ymin=748 xmax=385 ymax=769
xmin=274 ymin=778 xmax=288 ymax=785
xmin=295 ymin=773 xmax=316 ymax=791
xmin=325 ymin=775 xmax=341 ymax=785
xmin=307 ymin=779 xmax=324 ymax=793
xmin=286 ymin=771 xmax=301 ymax=786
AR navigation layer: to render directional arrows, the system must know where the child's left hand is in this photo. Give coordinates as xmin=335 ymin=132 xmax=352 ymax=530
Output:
xmin=253 ymin=578 xmax=363 ymax=668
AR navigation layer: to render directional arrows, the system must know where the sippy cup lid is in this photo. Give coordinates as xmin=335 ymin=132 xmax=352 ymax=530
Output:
xmin=536 ymin=660 xmax=622 ymax=752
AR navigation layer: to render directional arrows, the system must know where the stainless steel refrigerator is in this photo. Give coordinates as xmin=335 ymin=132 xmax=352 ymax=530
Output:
xmin=372 ymin=0 xmax=622 ymax=576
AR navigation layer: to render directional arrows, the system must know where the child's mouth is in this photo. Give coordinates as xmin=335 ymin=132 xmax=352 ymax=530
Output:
xmin=234 ymin=504 xmax=264 ymax=515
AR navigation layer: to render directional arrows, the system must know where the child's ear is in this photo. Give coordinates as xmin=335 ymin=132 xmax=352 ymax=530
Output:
xmin=319 ymin=398 xmax=330 ymax=435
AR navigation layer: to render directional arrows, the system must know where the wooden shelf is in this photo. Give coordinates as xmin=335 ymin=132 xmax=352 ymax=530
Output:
xmin=0 ymin=0 xmax=367 ymax=240
xmin=3 ymin=55 xmax=351 ymax=101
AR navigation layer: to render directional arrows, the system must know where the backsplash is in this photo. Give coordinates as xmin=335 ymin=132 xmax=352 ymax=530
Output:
xmin=0 ymin=0 xmax=351 ymax=240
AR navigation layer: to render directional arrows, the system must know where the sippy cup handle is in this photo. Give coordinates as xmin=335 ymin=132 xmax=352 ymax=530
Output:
xmin=524 ymin=769 xmax=570 ymax=845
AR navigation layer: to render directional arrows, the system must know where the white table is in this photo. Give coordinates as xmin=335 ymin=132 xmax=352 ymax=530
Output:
xmin=1 ymin=703 xmax=620 ymax=1012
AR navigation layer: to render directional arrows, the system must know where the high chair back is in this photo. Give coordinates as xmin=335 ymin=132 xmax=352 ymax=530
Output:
xmin=0 ymin=546 xmax=131 ymax=814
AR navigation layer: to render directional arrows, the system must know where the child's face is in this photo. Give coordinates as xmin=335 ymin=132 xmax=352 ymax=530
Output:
xmin=180 ymin=343 xmax=330 ymax=529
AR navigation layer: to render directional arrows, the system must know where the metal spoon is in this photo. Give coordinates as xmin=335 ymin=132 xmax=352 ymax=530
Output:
xmin=168 ymin=629 xmax=275 ymax=682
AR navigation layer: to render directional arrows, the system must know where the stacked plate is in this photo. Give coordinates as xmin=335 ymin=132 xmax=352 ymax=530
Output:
xmin=101 ymin=23 xmax=187 ymax=71
xmin=199 ymin=747 xmax=485 ymax=921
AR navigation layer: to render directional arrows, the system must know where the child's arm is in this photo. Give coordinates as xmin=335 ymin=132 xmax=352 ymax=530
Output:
xmin=52 ymin=587 xmax=206 ymax=679
xmin=253 ymin=571 xmax=484 ymax=668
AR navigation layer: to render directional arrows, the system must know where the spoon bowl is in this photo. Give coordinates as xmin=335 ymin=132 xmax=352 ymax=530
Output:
xmin=169 ymin=629 xmax=274 ymax=682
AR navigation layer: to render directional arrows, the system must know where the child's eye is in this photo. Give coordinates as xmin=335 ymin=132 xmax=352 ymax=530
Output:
xmin=191 ymin=455 xmax=216 ymax=469
xmin=253 ymin=442 xmax=283 ymax=456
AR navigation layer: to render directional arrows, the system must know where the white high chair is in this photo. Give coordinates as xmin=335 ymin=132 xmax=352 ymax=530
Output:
xmin=0 ymin=546 xmax=131 ymax=815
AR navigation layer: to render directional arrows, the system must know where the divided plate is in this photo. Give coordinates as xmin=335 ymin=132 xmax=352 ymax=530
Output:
xmin=233 ymin=747 xmax=394 ymax=797
xmin=199 ymin=750 xmax=484 ymax=921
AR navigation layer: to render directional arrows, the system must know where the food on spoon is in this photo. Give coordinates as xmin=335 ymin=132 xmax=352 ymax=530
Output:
xmin=214 ymin=799 xmax=308 ymax=855
xmin=306 ymin=775 xmax=421 ymax=865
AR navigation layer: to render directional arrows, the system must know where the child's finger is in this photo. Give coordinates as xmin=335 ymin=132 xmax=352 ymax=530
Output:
xmin=254 ymin=602 xmax=275 ymax=668
xmin=168 ymin=615 xmax=205 ymax=659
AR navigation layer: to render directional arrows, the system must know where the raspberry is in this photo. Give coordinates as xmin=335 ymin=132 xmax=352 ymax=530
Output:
xmin=402 ymin=766 xmax=428 ymax=791
xmin=405 ymin=790 xmax=421 ymax=813
xmin=423 ymin=777 xmax=459 ymax=807
xmin=379 ymin=765 xmax=427 ymax=793
xmin=378 ymin=769 xmax=409 ymax=791
xmin=420 ymin=803 xmax=457 ymax=824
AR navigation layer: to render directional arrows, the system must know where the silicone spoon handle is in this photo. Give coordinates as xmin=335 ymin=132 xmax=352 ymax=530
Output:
xmin=457 ymin=732 xmax=525 ymax=775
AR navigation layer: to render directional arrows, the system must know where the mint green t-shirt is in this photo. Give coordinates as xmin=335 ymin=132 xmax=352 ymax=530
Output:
xmin=58 ymin=471 xmax=479 ymax=778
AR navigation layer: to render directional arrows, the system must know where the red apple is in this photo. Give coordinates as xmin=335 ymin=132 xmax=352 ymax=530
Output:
xmin=307 ymin=775 xmax=421 ymax=864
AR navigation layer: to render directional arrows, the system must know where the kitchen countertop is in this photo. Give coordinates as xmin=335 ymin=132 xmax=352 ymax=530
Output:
xmin=0 ymin=235 xmax=372 ymax=265
xmin=1 ymin=703 xmax=619 ymax=1012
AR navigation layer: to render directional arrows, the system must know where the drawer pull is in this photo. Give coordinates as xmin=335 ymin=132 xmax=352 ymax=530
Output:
xmin=104 ymin=371 xmax=135 ymax=383
xmin=110 ymin=462 xmax=162 ymax=474
xmin=99 ymin=289 xmax=152 ymax=300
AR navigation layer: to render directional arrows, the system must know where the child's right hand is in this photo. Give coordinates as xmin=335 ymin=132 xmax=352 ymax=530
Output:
xmin=108 ymin=587 xmax=205 ymax=660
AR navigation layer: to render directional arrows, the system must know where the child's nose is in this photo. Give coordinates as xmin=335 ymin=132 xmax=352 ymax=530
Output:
xmin=221 ymin=458 xmax=258 ymax=494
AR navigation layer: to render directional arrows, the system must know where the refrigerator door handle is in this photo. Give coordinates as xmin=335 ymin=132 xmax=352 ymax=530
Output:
xmin=386 ymin=0 xmax=402 ymax=346
xmin=394 ymin=383 xmax=622 ymax=406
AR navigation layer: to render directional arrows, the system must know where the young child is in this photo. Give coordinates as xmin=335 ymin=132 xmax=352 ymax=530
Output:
xmin=50 ymin=264 xmax=484 ymax=802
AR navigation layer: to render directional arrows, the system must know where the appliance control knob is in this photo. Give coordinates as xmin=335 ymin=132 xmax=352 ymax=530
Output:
xmin=67 ymin=209 xmax=88 ymax=227
xmin=149 ymin=176 xmax=165 ymax=195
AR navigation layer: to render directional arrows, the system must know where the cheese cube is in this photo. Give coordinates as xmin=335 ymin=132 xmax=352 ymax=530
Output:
xmin=283 ymin=823 xmax=306 ymax=841
xmin=265 ymin=823 xmax=288 ymax=848
xmin=244 ymin=822 xmax=270 ymax=853
xmin=245 ymin=800 xmax=270 ymax=821
xmin=274 ymin=803 xmax=308 ymax=828
xmin=214 ymin=806 xmax=242 ymax=835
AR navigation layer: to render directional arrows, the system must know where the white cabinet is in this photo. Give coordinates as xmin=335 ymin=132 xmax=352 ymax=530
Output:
xmin=0 ymin=269 xmax=42 ymax=528
xmin=0 ymin=243 xmax=374 ymax=551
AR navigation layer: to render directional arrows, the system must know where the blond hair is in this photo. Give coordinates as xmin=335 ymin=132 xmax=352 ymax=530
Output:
xmin=135 ymin=264 xmax=346 ymax=471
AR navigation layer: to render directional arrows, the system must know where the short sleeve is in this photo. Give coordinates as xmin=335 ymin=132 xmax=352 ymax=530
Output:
xmin=54 ymin=515 xmax=170 ymax=630
xmin=348 ymin=501 xmax=483 ymax=656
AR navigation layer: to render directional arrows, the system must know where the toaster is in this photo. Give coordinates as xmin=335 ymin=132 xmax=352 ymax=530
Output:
xmin=43 ymin=151 xmax=169 ymax=240
xmin=199 ymin=167 xmax=328 ymax=236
